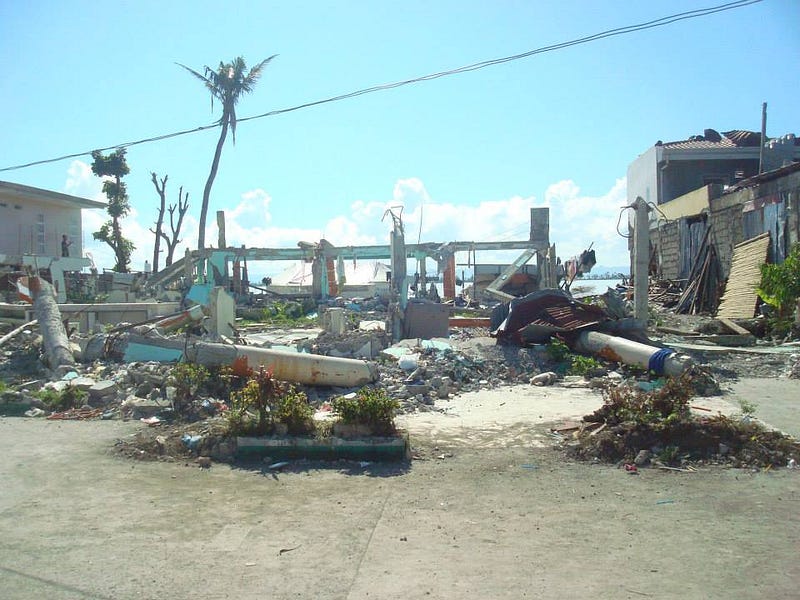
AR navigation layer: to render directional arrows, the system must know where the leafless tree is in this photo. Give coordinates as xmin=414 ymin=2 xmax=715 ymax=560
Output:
xmin=150 ymin=172 xmax=168 ymax=273
xmin=161 ymin=187 xmax=189 ymax=267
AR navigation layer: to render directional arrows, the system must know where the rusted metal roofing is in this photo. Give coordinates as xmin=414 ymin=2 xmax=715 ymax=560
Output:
xmin=716 ymin=232 xmax=771 ymax=319
xmin=722 ymin=130 xmax=762 ymax=147
xmin=491 ymin=289 xmax=609 ymax=344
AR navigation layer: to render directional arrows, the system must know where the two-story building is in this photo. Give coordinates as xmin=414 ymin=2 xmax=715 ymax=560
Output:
xmin=627 ymin=127 xmax=799 ymax=317
xmin=627 ymin=129 xmax=800 ymax=208
xmin=0 ymin=180 xmax=106 ymax=302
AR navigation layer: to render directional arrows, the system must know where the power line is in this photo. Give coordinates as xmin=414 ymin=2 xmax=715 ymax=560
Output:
xmin=0 ymin=0 xmax=761 ymax=174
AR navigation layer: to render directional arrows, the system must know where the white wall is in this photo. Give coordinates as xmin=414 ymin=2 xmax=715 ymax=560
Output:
xmin=0 ymin=195 xmax=83 ymax=257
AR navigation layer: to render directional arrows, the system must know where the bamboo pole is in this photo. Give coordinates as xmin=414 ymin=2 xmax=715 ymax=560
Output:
xmin=0 ymin=319 xmax=38 ymax=349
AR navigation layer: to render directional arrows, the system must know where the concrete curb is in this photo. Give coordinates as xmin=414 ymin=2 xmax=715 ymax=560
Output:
xmin=236 ymin=433 xmax=410 ymax=461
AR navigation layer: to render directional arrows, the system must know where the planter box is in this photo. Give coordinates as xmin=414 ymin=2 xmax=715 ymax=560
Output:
xmin=332 ymin=422 xmax=374 ymax=438
xmin=236 ymin=433 xmax=409 ymax=462
xmin=0 ymin=402 xmax=34 ymax=417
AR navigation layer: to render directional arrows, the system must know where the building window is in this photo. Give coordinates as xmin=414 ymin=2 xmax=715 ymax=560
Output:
xmin=36 ymin=213 xmax=45 ymax=254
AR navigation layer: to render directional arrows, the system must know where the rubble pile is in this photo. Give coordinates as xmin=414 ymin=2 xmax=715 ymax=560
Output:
xmin=567 ymin=374 xmax=800 ymax=468
xmin=374 ymin=334 xmax=547 ymax=410
xmin=2 ymin=284 xmax=799 ymax=467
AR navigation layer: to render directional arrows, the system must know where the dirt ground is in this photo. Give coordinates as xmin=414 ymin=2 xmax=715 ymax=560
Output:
xmin=2 ymin=374 xmax=800 ymax=600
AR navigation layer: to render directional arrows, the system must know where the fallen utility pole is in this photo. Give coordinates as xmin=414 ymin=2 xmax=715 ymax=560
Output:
xmin=573 ymin=331 xmax=690 ymax=377
xmin=187 ymin=342 xmax=378 ymax=387
xmin=30 ymin=277 xmax=75 ymax=370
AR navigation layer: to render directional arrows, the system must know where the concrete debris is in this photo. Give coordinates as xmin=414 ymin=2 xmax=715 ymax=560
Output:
xmin=2 ymin=275 xmax=799 ymax=468
xmin=530 ymin=372 xmax=557 ymax=386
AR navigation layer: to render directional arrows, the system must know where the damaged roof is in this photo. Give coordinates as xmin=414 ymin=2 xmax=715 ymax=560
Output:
xmin=657 ymin=129 xmax=763 ymax=150
xmin=722 ymin=160 xmax=800 ymax=194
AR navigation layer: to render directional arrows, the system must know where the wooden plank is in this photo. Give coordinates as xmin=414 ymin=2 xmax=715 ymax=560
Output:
xmin=449 ymin=317 xmax=492 ymax=328
xmin=717 ymin=318 xmax=752 ymax=336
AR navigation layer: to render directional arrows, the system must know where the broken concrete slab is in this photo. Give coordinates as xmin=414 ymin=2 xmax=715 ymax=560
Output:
xmin=121 ymin=395 xmax=171 ymax=419
xmin=68 ymin=376 xmax=96 ymax=391
xmin=88 ymin=380 xmax=118 ymax=401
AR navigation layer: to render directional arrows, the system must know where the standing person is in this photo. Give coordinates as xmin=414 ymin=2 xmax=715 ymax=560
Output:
xmin=61 ymin=234 xmax=72 ymax=257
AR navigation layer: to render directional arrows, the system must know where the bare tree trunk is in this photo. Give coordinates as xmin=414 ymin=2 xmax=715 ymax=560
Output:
xmin=198 ymin=119 xmax=229 ymax=251
xmin=30 ymin=277 xmax=75 ymax=370
xmin=150 ymin=172 xmax=168 ymax=273
xmin=164 ymin=187 xmax=189 ymax=266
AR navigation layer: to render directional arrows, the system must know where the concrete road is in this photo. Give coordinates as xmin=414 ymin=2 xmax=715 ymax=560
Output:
xmin=1 ymin=378 xmax=800 ymax=600
xmin=726 ymin=377 xmax=800 ymax=438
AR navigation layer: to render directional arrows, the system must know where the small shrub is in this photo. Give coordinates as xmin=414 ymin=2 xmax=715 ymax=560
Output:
xmin=738 ymin=398 xmax=758 ymax=418
xmin=260 ymin=301 xmax=314 ymax=326
xmin=332 ymin=387 xmax=399 ymax=435
xmin=36 ymin=386 xmax=87 ymax=412
xmin=169 ymin=362 xmax=209 ymax=411
xmin=758 ymin=242 xmax=800 ymax=318
xmin=205 ymin=365 xmax=236 ymax=401
xmin=590 ymin=374 xmax=694 ymax=428
xmin=227 ymin=367 xmax=287 ymax=435
xmin=275 ymin=388 xmax=315 ymax=435
xmin=766 ymin=316 xmax=793 ymax=340
xmin=545 ymin=338 xmax=570 ymax=363
xmin=569 ymin=355 xmax=603 ymax=377
xmin=657 ymin=445 xmax=681 ymax=466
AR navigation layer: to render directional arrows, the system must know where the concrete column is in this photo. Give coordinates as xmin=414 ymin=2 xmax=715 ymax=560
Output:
xmin=443 ymin=254 xmax=456 ymax=299
xmin=217 ymin=211 xmax=226 ymax=249
xmin=633 ymin=197 xmax=650 ymax=321
xmin=418 ymin=257 xmax=427 ymax=298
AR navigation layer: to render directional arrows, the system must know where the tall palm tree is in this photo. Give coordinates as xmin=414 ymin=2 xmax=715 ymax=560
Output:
xmin=178 ymin=55 xmax=276 ymax=251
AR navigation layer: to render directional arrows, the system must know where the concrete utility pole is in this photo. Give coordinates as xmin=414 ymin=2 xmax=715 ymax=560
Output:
xmin=759 ymin=102 xmax=767 ymax=174
xmin=632 ymin=197 xmax=650 ymax=322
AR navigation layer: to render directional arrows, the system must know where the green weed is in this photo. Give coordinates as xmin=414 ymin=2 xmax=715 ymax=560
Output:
xmin=332 ymin=387 xmax=399 ymax=435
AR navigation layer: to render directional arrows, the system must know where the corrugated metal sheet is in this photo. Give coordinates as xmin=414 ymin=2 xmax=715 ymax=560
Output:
xmin=721 ymin=130 xmax=762 ymax=147
xmin=491 ymin=289 xmax=609 ymax=344
xmin=716 ymin=233 xmax=770 ymax=319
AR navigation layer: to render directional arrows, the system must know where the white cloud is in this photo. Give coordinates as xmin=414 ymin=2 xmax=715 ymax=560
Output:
xmin=64 ymin=160 xmax=103 ymax=201
xmin=543 ymin=177 xmax=629 ymax=268
xmin=229 ymin=188 xmax=272 ymax=223
xmin=65 ymin=165 xmax=630 ymax=276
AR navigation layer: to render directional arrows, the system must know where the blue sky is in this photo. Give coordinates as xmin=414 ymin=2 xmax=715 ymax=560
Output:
xmin=1 ymin=0 xmax=797 ymax=276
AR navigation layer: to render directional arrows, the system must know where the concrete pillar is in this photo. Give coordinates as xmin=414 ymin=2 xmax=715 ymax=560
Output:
xmin=217 ymin=211 xmax=226 ymax=249
xmin=443 ymin=254 xmax=456 ymax=300
xmin=324 ymin=307 xmax=346 ymax=335
xmin=418 ymin=257 xmax=427 ymax=298
xmin=207 ymin=287 xmax=235 ymax=338
xmin=529 ymin=207 xmax=550 ymax=245
xmin=633 ymin=197 xmax=650 ymax=321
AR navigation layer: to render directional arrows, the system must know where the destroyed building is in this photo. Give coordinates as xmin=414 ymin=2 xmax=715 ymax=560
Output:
xmin=626 ymin=129 xmax=800 ymax=317
xmin=0 ymin=180 xmax=106 ymax=303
